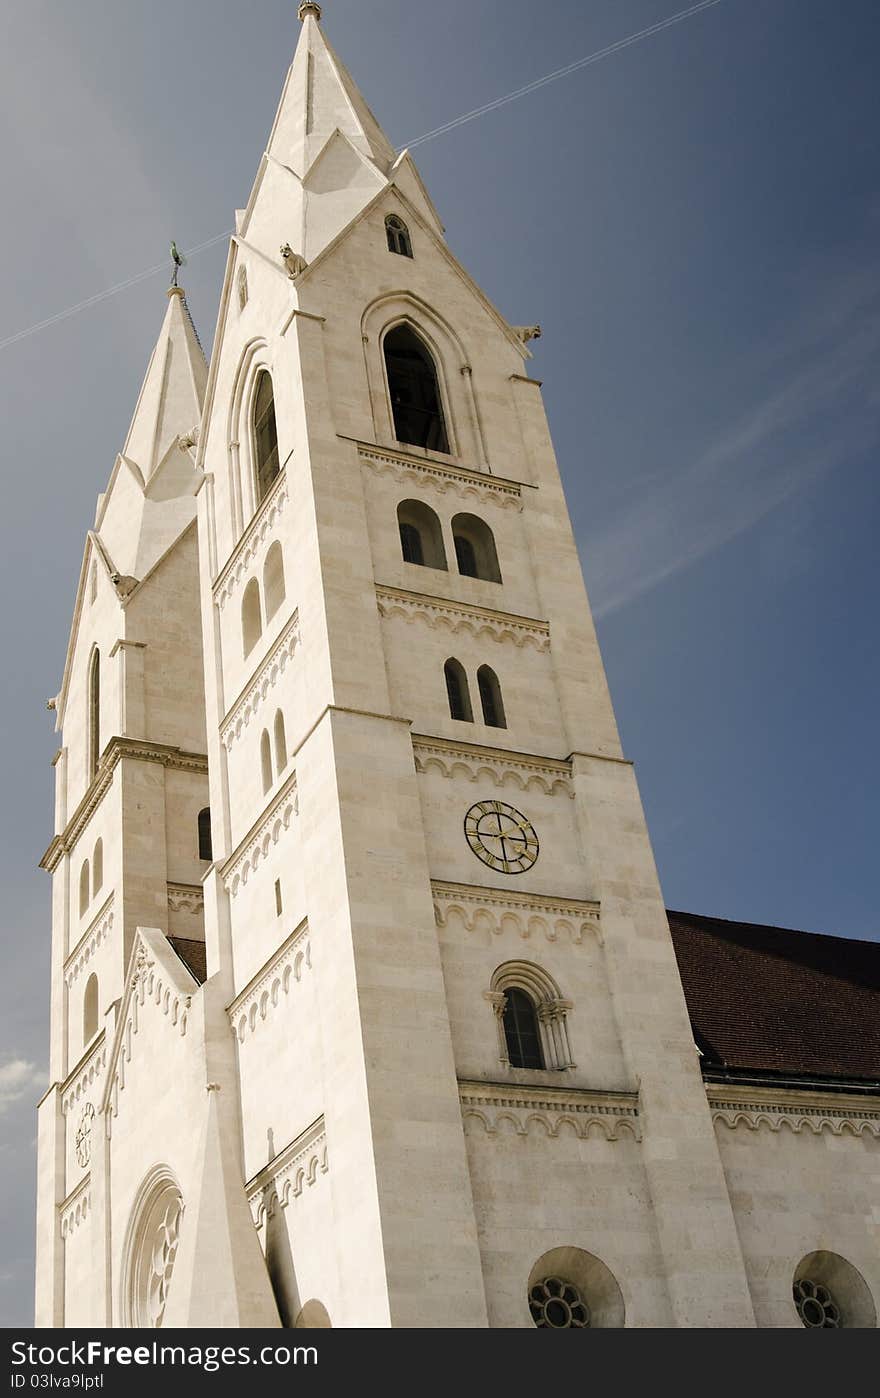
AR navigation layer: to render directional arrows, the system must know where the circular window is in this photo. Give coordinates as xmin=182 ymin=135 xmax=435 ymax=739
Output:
xmin=793 ymin=1279 xmax=840 ymax=1328
xmin=792 ymin=1251 xmax=876 ymax=1330
xmin=123 ymin=1172 xmax=184 ymax=1328
xmin=529 ymin=1277 xmax=590 ymax=1329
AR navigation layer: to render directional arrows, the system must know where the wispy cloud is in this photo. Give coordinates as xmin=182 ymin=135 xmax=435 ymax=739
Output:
xmin=0 ymin=1059 xmax=44 ymax=1115
xmin=586 ymin=261 xmax=880 ymax=619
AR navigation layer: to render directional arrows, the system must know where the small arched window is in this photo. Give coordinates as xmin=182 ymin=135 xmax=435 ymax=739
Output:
xmin=477 ymin=666 xmax=506 ymax=729
xmin=260 ymin=730 xmax=273 ymax=796
xmin=198 ymin=808 xmax=213 ymax=861
xmin=385 ymin=215 xmax=413 ymax=258
xmin=83 ymin=973 xmax=99 ymax=1045
xmin=238 ymin=265 xmax=249 ymax=312
xmin=242 ymin=579 xmax=263 ymax=658
xmin=384 ymin=325 xmax=449 ymax=453
xmin=444 ymin=659 xmax=473 ymax=723
xmin=396 ymin=500 xmax=447 ymax=570
xmin=488 ymin=962 xmax=574 ymax=1072
xmin=92 ymin=839 xmax=103 ymax=898
xmin=79 ymin=861 xmax=90 ymax=917
xmin=87 ymin=649 xmax=101 ymax=779
xmin=274 ymin=710 xmax=287 ymax=775
xmin=503 ymin=989 xmax=544 ymax=1070
xmin=452 ymin=514 xmax=502 ymax=583
xmin=253 ymin=370 xmax=280 ymax=503
xmin=263 ymin=542 xmax=286 ymax=622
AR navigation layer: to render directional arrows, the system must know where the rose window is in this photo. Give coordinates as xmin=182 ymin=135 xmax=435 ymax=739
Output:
xmin=529 ymin=1276 xmax=591 ymax=1329
xmin=126 ymin=1178 xmax=184 ymax=1328
xmin=147 ymin=1195 xmax=183 ymax=1327
xmin=793 ymin=1278 xmax=841 ymax=1329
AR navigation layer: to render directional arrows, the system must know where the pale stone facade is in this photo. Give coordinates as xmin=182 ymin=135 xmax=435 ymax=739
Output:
xmin=35 ymin=5 xmax=879 ymax=1329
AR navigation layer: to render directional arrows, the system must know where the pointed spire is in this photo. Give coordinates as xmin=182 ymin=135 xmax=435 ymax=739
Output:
xmin=268 ymin=1 xmax=396 ymax=176
xmin=122 ymin=285 xmax=207 ymax=480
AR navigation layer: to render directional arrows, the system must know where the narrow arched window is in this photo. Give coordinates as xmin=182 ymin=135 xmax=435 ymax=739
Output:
xmin=253 ymin=370 xmax=280 ymax=503
xmin=452 ymin=514 xmax=502 ymax=583
xmin=92 ymin=839 xmax=103 ymax=898
xmin=503 ymin=989 xmax=544 ymax=1070
xmin=385 ymin=215 xmax=413 ymax=258
xmin=396 ymin=500 xmax=447 ymax=570
xmin=198 ymin=808 xmax=213 ymax=861
xmin=444 ymin=659 xmax=473 ymax=723
xmin=238 ymin=265 xmax=249 ymax=311
xmin=79 ymin=861 xmax=90 ymax=917
xmin=263 ymin=542 xmax=285 ymax=622
xmin=242 ymin=579 xmax=263 ymax=658
xmin=87 ymin=649 xmax=101 ymax=779
xmin=260 ymin=731 xmax=273 ymax=795
xmin=478 ymin=666 xmax=506 ymax=729
xmin=274 ymin=710 xmax=287 ymax=775
xmin=384 ymin=325 xmax=449 ymax=453
xmin=83 ymin=974 xmax=99 ymax=1046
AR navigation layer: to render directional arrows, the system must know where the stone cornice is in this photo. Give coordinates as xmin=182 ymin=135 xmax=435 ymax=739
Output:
xmin=41 ymin=739 xmax=208 ymax=872
xmin=412 ymin=734 xmax=573 ymax=798
xmin=459 ymin=1079 xmax=641 ymax=1142
xmin=60 ymin=1176 xmax=91 ymax=1238
xmin=65 ymin=894 xmax=114 ymax=987
xmin=432 ymin=881 xmax=600 ymax=946
xmin=212 ymin=467 xmax=289 ymax=610
xmin=61 ymin=1033 xmax=107 ymax=1116
xmin=246 ymin=1116 xmax=328 ymax=1227
xmin=355 ymin=440 xmax=524 ymax=509
xmin=376 ymin=585 xmax=550 ymax=651
xmin=229 ymin=919 xmax=310 ymax=1039
xmin=707 ymin=1084 xmax=880 ymax=1139
xmin=221 ymin=768 xmax=299 ymax=897
xmin=220 ymin=610 xmax=302 ymax=750
xmin=167 ymin=883 xmax=205 ymax=916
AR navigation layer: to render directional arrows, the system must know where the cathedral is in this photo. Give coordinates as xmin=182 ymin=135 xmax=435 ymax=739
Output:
xmin=35 ymin=3 xmax=879 ymax=1329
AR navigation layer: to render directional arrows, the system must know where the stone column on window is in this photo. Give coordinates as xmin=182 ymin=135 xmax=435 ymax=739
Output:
xmin=484 ymin=989 xmax=509 ymax=1067
xmin=537 ymin=997 xmax=575 ymax=1069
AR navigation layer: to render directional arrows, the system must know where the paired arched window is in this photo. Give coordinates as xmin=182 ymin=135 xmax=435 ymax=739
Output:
xmin=198 ymin=808 xmax=213 ymax=861
xmin=443 ymin=661 xmax=506 ymax=728
xmin=263 ymin=542 xmax=286 ymax=622
xmin=79 ymin=861 xmax=90 ymax=917
xmin=384 ymin=325 xmax=449 ymax=453
xmin=452 ymin=514 xmax=502 ymax=583
xmin=477 ymin=665 xmax=506 ymax=728
xmin=260 ymin=731 xmax=273 ymax=796
xmin=444 ymin=659 xmax=473 ymax=723
xmin=83 ymin=973 xmax=99 ymax=1045
xmin=273 ymin=710 xmax=288 ymax=775
xmin=242 ymin=579 xmax=263 ymax=658
xmin=397 ymin=500 xmax=447 ymax=570
xmin=385 ymin=215 xmax=413 ymax=258
xmin=487 ymin=963 xmax=574 ymax=1072
xmin=87 ymin=649 xmax=101 ymax=779
xmin=92 ymin=839 xmax=103 ymax=898
xmin=253 ymin=370 xmax=280 ymax=503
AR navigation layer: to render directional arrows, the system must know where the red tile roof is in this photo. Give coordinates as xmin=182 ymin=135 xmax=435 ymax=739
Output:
xmin=668 ymin=910 xmax=880 ymax=1084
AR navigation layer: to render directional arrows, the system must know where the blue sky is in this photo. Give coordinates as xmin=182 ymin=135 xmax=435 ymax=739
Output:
xmin=0 ymin=0 xmax=878 ymax=1324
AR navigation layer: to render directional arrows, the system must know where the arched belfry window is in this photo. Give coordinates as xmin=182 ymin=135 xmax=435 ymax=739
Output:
xmin=92 ymin=839 xmax=103 ymax=898
xmin=396 ymin=500 xmax=447 ymax=570
xmin=253 ymin=370 xmax=280 ymax=503
xmin=79 ymin=861 xmax=90 ymax=918
xmin=274 ymin=709 xmax=288 ymax=774
xmin=263 ymin=542 xmax=286 ymax=622
xmin=260 ymin=730 xmax=273 ymax=796
xmin=452 ymin=514 xmax=502 ymax=583
xmin=198 ymin=808 xmax=213 ymax=862
xmin=444 ymin=659 xmax=473 ymax=723
xmin=384 ymin=325 xmax=449 ymax=454
xmin=385 ymin=215 xmax=413 ymax=258
xmin=487 ymin=963 xmax=575 ymax=1072
xmin=87 ymin=649 xmax=101 ymax=779
xmin=83 ymin=973 xmax=99 ymax=1046
xmin=242 ymin=579 xmax=263 ymax=658
xmin=478 ymin=665 xmax=506 ymax=729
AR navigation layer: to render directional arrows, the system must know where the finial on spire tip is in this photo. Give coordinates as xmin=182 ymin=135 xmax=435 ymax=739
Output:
xmin=298 ymin=2 xmax=322 ymax=21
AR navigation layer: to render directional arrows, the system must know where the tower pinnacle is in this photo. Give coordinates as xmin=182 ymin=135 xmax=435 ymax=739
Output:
xmin=298 ymin=2 xmax=322 ymax=21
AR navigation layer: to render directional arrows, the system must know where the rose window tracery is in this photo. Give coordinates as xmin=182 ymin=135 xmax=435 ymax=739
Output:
xmin=793 ymin=1278 xmax=841 ymax=1329
xmin=529 ymin=1276 xmax=591 ymax=1329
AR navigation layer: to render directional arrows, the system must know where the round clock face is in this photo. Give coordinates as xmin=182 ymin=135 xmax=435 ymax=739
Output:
xmin=75 ymin=1102 xmax=95 ymax=1168
xmin=464 ymin=799 xmax=539 ymax=875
